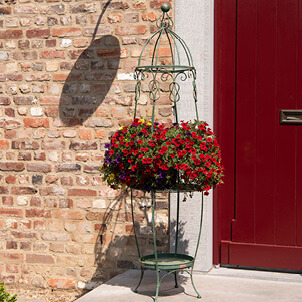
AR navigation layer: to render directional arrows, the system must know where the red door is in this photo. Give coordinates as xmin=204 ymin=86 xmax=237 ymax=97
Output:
xmin=214 ymin=0 xmax=302 ymax=270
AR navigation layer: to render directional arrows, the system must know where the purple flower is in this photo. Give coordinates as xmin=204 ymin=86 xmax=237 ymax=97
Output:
xmin=105 ymin=143 xmax=111 ymax=149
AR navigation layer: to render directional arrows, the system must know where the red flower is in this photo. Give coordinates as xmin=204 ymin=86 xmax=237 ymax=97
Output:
xmin=206 ymin=137 xmax=212 ymax=142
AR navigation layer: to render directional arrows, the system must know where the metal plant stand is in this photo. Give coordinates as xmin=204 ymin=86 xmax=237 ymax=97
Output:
xmin=130 ymin=190 xmax=204 ymax=301
xmin=130 ymin=4 xmax=204 ymax=300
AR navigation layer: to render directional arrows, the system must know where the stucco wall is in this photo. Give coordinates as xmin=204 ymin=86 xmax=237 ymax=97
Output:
xmin=171 ymin=0 xmax=214 ymax=271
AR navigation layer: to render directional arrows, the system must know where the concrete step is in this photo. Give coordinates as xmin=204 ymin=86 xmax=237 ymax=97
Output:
xmin=75 ymin=268 xmax=302 ymax=302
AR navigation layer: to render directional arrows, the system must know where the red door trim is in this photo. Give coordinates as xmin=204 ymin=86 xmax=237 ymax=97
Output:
xmin=222 ymin=241 xmax=302 ymax=270
xmin=213 ymin=0 xmax=237 ymax=265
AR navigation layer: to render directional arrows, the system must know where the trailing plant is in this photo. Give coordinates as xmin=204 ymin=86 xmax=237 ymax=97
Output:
xmin=0 ymin=283 xmax=17 ymax=302
xmin=101 ymin=119 xmax=224 ymax=195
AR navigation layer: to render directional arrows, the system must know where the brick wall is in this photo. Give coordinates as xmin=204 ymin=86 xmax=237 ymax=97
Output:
xmin=0 ymin=0 xmax=173 ymax=291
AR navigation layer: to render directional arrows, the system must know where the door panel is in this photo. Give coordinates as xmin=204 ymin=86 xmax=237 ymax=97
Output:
xmin=231 ymin=0 xmax=257 ymax=243
xmin=214 ymin=0 xmax=302 ymax=270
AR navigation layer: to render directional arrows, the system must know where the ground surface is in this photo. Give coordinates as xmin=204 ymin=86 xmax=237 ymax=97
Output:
xmin=6 ymin=284 xmax=83 ymax=302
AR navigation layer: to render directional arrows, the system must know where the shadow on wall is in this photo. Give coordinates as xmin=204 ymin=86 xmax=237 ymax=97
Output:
xmin=58 ymin=35 xmax=120 ymax=126
xmin=58 ymin=0 xmax=119 ymax=126
xmin=75 ymin=191 xmax=189 ymax=299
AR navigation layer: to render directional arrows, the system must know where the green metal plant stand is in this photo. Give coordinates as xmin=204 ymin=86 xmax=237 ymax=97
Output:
xmin=130 ymin=3 xmax=204 ymax=301
xmin=130 ymin=190 xmax=204 ymax=301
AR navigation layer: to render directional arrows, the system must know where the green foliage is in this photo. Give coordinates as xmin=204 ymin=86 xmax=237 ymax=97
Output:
xmin=0 ymin=283 xmax=17 ymax=302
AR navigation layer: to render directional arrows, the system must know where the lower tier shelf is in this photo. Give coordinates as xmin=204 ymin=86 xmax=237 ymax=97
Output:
xmin=139 ymin=253 xmax=194 ymax=270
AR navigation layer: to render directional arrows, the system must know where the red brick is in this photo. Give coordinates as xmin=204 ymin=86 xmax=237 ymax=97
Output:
xmin=83 ymin=164 xmax=101 ymax=174
xmin=0 ymin=7 xmax=11 ymax=15
xmin=46 ymin=39 xmax=56 ymax=47
xmin=14 ymin=6 xmax=38 ymax=14
xmin=41 ymin=140 xmax=65 ymax=150
xmin=34 ymin=152 xmax=46 ymax=161
xmin=0 ymin=208 xmax=23 ymax=217
xmin=150 ymin=46 xmax=171 ymax=57
xmin=54 ymin=209 xmax=85 ymax=220
xmin=3 ymin=74 xmax=23 ymax=81
xmin=39 ymin=186 xmax=65 ymax=196
xmin=30 ymin=196 xmax=42 ymax=207
xmin=2 ymin=196 xmax=13 ymax=206
xmin=45 ymin=175 xmax=59 ymax=184
xmin=11 ymin=232 xmax=37 ymax=239
xmin=133 ymin=1 xmax=147 ymax=9
xmin=52 ymin=27 xmax=81 ymax=37
xmin=26 ymin=254 xmax=55 ymax=264
xmin=94 ymin=130 xmax=106 ymax=139
xmin=27 ymin=163 xmax=51 ymax=172
xmin=69 ymin=142 xmax=98 ymax=150
xmin=40 ymin=97 xmax=60 ymax=105
xmin=6 ymin=264 xmax=19 ymax=274
xmin=45 ymin=107 xmax=59 ymax=117
xmin=13 ymin=96 xmax=34 ymax=105
xmin=4 ymin=130 xmax=16 ymax=140
xmin=86 ymin=212 xmax=105 ymax=221
xmin=12 ymin=51 xmax=37 ymax=60
xmin=20 ymin=242 xmax=31 ymax=250
xmin=5 ymin=175 xmax=16 ymax=184
xmin=40 ymin=50 xmax=65 ymax=59
xmin=68 ymin=189 xmax=97 ymax=197
xmin=115 ymin=25 xmax=147 ymax=35
xmin=142 ymin=12 xmax=158 ymax=21
xmin=0 ymin=96 xmax=10 ymax=105
xmin=75 ymin=153 xmax=89 ymax=162
xmin=25 ymin=209 xmax=51 ymax=218
xmin=11 ymin=186 xmax=37 ymax=195
xmin=33 ymin=221 xmax=46 ymax=230
xmin=107 ymin=13 xmax=122 ymax=23
xmin=0 ymin=162 xmax=25 ymax=171
xmin=97 ymin=48 xmax=121 ymax=58
xmin=0 ymin=253 xmax=23 ymax=262
xmin=78 ymin=128 xmax=92 ymax=140
xmin=0 ymin=30 xmax=23 ymax=39
xmin=124 ymin=12 xmax=139 ymax=23
xmin=0 ymin=140 xmax=9 ymax=150
xmin=0 ymin=187 xmax=8 ymax=194
xmin=26 ymin=29 xmax=50 ymax=38
xmin=104 ymin=1 xmax=129 ymax=10
xmin=6 ymin=241 xmax=18 ymax=250
xmin=53 ymin=73 xmax=69 ymax=82
xmin=19 ymin=220 xmax=31 ymax=229
xmin=23 ymin=118 xmax=50 ymax=128
xmin=49 ymin=278 xmax=76 ymax=289
xmin=61 ymin=176 xmax=73 ymax=186
xmin=150 ymin=0 xmax=172 ymax=8
xmin=12 ymin=141 xmax=39 ymax=150
xmin=5 ymin=108 xmax=15 ymax=117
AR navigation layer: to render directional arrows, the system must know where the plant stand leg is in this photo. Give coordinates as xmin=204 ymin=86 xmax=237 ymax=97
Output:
xmin=134 ymin=267 xmax=144 ymax=293
xmin=190 ymin=269 xmax=201 ymax=299
xmin=154 ymin=268 xmax=160 ymax=302
xmin=174 ymin=271 xmax=178 ymax=288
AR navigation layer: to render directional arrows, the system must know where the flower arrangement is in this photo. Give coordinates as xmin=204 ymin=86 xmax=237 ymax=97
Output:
xmin=101 ymin=118 xmax=224 ymax=195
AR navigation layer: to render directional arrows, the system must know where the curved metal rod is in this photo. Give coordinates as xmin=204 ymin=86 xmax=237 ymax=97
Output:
xmin=165 ymin=28 xmax=175 ymax=66
xmin=166 ymin=28 xmax=194 ymax=67
xmin=175 ymin=190 xmax=180 ymax=254
xmin=153 ymin=28 xmax=165 ymax=66
xmin=166 ymin=28 xmax=181 ymax=66
xmin=138 ymin=28 xmax=163 ymax=67
xmin=193 ymin=193 xmax=204 ymax=261
xmin=130 ymin=189 xmax=141 ymax=259
xmin=151 ymin=190 xmax=160 ymax=302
